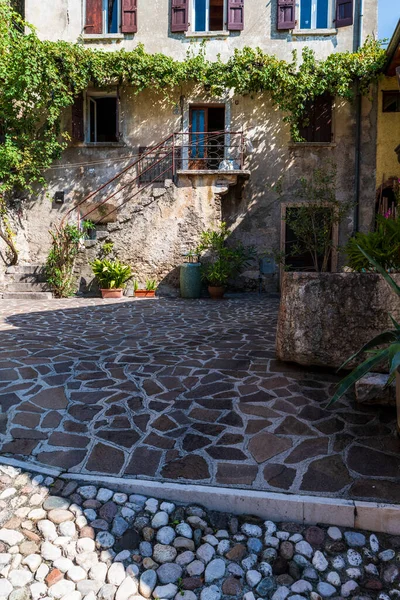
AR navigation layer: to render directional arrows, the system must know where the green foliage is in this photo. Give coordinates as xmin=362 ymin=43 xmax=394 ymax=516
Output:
xmin=329 ymin=247 xmax=400 ymax=407
xmin=345 ymin=216 xmax=400 ymax=272
xmin=145 ymin=279 xmax=157 ymax=291
xmin=284 ymin=163 xmax=353 ymax=272
xmin=0 ymin=2 xmax=385 ymax=262
xmin=46 ymin=223 xmax=88 ymax=298
xmin=101 ymin=241 xmax=115 ymax=257
xmin=91 ymin=258 xmax=132 ymax=289
xmin=197 ymin=222 xmax=256 ymax=287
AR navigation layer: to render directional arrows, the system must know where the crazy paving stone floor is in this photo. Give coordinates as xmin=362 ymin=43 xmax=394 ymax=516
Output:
xmin=0 ymin=296 xmax=399 ymax=503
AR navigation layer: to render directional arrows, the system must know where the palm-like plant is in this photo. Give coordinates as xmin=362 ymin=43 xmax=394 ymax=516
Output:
xmin=329 ymin=246 xmax=400 ymax=408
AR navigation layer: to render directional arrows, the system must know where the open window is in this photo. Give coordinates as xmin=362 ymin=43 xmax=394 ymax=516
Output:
xmin=189 ymin=105 xmax=226 ymax=169
xmin=281 ymin=204 xmax=339 ymax=273
xmin=277 ymin=0 xmax=353 ymax=30
xmin=298 ymin=94 xmax=333 ymax=144
xmin=87 ymin=94 xmax=119 ymax=143
xmin=193 ymin=0 xmax=225 ymax=32
xmin=382 ymin=91 xmax=400 ymax=113
xmin=84 ymin=0 xmax=137 ymax=35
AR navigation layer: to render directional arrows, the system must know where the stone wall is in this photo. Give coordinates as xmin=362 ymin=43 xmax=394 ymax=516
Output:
xmin=276 ymin=272 xmax=400 ymax=369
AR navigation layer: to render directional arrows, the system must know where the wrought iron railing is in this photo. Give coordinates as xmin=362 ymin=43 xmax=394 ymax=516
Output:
xmin=62 ymin=130 xmax=244 ymax=227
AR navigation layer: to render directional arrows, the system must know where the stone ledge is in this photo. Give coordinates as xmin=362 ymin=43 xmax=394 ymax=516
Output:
xmin=2 ymin=456 xmax=400 ymax=536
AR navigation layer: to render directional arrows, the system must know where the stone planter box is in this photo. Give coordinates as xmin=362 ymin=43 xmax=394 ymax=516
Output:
xmin=276 ymin=272 xmax=400 ymax=370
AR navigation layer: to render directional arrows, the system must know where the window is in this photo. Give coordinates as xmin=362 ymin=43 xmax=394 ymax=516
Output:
xmin=87 ymin=94 xmax=119 ymax=143
xmin=84 ymin=0 xmax=137 ymax=35
xmin=300 ymin=0 xmax=330 ymax=29
xmin=298 ymin=94 xmax=333 ymax=143
xmin=193 ymin=0 xmax=225 ymax=32
xmin=383 ymin=91 xmax=400 ymax=113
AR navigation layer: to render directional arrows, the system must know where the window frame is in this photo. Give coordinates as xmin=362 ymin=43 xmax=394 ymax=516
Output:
xmin=83 ymin=0 xmax=122 ymax=36
xmin=382 ymin=91 xmax=400 ymax=114
xmin=296 ymin=94 xmax=334 ymax=145
xmin=104 ymin=0 xmax=120 ymax=34
xmin=85 ymin=90 xmax=120 ymax=145
xmin=298 ymin=0 xmax=333 ymax=30
xmin=192 ymin=0 xmax=228 ymax=33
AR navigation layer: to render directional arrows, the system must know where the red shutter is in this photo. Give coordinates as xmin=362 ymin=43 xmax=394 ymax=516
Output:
xmin=227 ymin=0 xmax=244 ymax=31
xmin=171 ymin=0 xmax=188 ymax=32
xmin=122 ymin=0 xmax=137 ymax=33
xmin=277 ymin=0 xmax=295 ymax=30
xmin=84 ymin=0 xmax=102 ymax=34
xmin=335 ymin=0 xmax=353 ymax=27
xmin=71 ymin=94 xmax=85 ymax=143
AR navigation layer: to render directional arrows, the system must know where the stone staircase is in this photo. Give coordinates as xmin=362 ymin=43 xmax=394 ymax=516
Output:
xmin=1 ymin=265 xmax=53 ymax=300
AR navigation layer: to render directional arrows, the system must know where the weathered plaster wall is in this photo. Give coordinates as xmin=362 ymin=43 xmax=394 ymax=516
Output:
xmin=376 ymin=76 xmax=400 ymax=187
xmin=2 ymin=82 xmax=378 ymax=292
xmin=4 ymin=1 xmax=378 ymax=293
xmin=25 ymin=0 xmax=377 ymax=61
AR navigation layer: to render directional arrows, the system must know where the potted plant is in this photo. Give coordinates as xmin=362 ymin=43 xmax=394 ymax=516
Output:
xmin=91 ymin=258 xmax=132 ymax=299
xmin=196 ymin=223 xmax=256 ymax=299
xmin=134 ymin=279 xmax=158 ymax=298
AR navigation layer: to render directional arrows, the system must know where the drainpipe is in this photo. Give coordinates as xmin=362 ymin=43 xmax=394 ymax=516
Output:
xmin=352 ymin=0 xmax=363 ymax=234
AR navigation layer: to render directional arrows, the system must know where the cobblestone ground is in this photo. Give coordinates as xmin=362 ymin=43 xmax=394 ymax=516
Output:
xmin=0 ymin=464 xmax=399 ymax=600
xmin=0 ymin=296 xmax=399 ymax=503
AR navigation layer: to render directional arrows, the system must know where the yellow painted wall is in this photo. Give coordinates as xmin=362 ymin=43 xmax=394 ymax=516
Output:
xmin=376 ymin=76 xmax=400 ymax=186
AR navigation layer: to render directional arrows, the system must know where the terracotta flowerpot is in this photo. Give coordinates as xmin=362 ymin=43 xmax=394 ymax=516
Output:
xmin=101 ymin=289 xmax=123 ymax=299
xmin=208 ymin=285 xmax=225 ymax=299
xmin=135 ymin=290 xmax=156 ymax=298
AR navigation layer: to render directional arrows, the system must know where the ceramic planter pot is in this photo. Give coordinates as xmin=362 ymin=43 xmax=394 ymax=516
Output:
xmin=101 ymin=288 xmax=123 ymax=299
xmin=208 ymin=286 xmax=225 ymax=299
xmin=135 ymin=290 xmax=156 ymax=298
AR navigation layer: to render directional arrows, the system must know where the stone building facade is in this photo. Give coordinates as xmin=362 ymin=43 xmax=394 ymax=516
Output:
xmin=3 ymin=0 xmax=379 ymax=295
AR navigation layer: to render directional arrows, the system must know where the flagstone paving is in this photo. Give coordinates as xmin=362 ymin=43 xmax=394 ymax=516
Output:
xmin=0 ymin=296 xmax=399 ymax=503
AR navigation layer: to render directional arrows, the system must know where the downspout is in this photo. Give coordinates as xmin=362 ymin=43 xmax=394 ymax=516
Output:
xmin=352 ymin=0 xmax=364 ymax=234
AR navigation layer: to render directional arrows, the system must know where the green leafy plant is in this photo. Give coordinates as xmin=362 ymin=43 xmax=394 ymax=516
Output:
xmin=283 ymin=163 xmax=353 ymax=272
xmin=329 ymin=247 xmax=400 ymax=407
xmin=101 ymin=242 xmax=114 ymax=257
xmin=345 ymin=215 xmax=400 ymax=272
xmin=91 ymin=258 xmax=132 ymax=290
xmin=145 ymin=279 xmax=158 ymax=291
xmin=196 ymin=223 xmax=256 ymax=287
xmin=0 ymin=0 xmax=385 ymax=263
xmin=46 ymin=223 xmax=91 ymax=298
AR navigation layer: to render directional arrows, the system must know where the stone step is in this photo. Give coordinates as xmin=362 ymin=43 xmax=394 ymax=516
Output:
xmin=5 ymin=273 xmax=47 ymax=283
xmin=1 ymin=291 xmax=53 ymax=300
xmin=6 ymin=265 xmax=44 ymax=275
xmin=4 ymin=282 xmax=51 ymax=292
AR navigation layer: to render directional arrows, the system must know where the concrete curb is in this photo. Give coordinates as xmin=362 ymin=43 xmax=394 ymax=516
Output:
xmin=1 ymin=456 xmax=400 ymax=535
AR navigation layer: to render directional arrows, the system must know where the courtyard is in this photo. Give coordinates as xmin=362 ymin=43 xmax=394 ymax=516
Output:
xmin=0 ymin=295 xmax=398 ymax=504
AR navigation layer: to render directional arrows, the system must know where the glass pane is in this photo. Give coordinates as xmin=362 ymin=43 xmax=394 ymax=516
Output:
xmin=195 ymin=0 xmax=207 ymax=31
xmin=383 ymin=92 xmax=400 ymax=113
xmin=316 ymin=0 xmax=328 ymax=28
xmin=300 ymin=0 xmax=312 ymax=29
xmin=191 ymin=110 xmax=206 ymax=159
xmin=107 ymin=0 xmax=118 ymax=33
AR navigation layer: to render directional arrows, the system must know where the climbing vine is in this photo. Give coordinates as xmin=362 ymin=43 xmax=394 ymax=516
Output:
xmin=0 ymin=0 xmax=386 ymax=263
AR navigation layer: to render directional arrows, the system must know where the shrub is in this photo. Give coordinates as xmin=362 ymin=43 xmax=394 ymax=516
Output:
xmin=345 ymin=216 xmax=400 ymax=272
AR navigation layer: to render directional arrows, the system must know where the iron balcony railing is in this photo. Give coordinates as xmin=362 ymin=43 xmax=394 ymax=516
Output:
xmin=62 ymin=130 xmax=245 ymax=227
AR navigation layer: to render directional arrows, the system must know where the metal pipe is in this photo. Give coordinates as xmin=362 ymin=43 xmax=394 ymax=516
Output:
xmin=352 ymin=0 xmax=364 ymax=235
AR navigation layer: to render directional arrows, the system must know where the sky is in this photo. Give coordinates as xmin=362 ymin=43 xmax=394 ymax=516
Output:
xmin=379 ymin=0 xmax=400 ymax=43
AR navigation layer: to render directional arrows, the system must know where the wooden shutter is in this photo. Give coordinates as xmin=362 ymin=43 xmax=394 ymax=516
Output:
xmin=171 ymin=0 xmax=188 ymax=32
xmin=71 ymin=94 xmax=85 ymax=143
xmin=277 ymin=0 xmax=295 ymax=30
xmin=227 ymin=0 xmax=244 ymax=31
xmin=299 ymin=94 xmax=332 ymax=143
xmin=122 ymin=0 xmax=137 ymax=33
xmin=84 ymin=0 xmax=102 ymax=34
xmin=335 ymin=0 xmax=353 ymax=27
xmin=314 ymin=95 xmax=332 ymax=143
